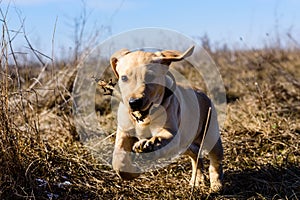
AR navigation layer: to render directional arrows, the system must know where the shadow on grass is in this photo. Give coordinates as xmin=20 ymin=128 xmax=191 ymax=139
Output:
xmin=220 ymin=164 xmax=300 ymax=199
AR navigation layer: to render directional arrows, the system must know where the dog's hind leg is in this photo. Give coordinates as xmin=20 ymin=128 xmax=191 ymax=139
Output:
xmin=208 ymin=137 xmax=223 ymax=192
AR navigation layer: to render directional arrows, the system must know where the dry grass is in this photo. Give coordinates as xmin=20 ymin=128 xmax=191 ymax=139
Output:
xmin=1 ymin=30 xmax=300 ymax=199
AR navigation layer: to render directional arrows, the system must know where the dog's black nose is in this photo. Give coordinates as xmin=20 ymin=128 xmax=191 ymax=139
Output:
xmin=129 ymin=97 xmax=143 ymax=110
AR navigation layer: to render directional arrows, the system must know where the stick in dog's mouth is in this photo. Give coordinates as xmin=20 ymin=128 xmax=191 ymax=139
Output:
xmin=131 ymin=102 xmax=153 ymax=122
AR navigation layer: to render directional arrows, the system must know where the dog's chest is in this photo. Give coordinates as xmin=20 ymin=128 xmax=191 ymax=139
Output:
xmin=135 ymin=124 xmax=152 ymax=139
xmin=134 ymin=105 xmax=168 ymax=139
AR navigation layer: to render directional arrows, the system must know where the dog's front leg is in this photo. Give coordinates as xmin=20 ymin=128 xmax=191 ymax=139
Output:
xmin=112 ymin=129 xmax=140 ymax=180
xmin=132 ymin=129 xmax=174 ymax=153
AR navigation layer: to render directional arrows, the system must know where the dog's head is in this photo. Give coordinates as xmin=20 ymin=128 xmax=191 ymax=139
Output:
xmin=110 ymin=46 xmax=194 ymax=123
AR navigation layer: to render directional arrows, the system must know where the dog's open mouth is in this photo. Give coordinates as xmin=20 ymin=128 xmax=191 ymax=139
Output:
xmin=131 ymin=102 xmax=153 ymax=122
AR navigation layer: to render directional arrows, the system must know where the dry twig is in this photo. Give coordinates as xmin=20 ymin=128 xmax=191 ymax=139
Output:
xmin=92 ymin=76 xmax=122 ymax=102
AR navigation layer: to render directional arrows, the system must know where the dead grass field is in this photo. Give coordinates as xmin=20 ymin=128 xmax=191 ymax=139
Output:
xmin=1 ymin=40 xmax=300 ymax=200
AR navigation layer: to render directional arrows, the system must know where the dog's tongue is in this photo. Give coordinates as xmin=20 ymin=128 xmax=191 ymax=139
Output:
xmin=131 ymin=108 xmax=151 ymax=122
xmin=131 ymin=102 xmax=154 ymax=122
xmin=132 ymin=111 xmax=143 ymax=122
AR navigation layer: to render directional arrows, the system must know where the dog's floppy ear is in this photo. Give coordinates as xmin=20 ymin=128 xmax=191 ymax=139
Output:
xmin=154 ymin=46 xmax=194 ymax=65
xmin=110 ymin=49 xmax=130 ymax=79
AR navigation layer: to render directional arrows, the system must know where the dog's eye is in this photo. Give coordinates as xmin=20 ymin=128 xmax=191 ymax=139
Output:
xmin=121 ymin=75 xmax=128 ymax=82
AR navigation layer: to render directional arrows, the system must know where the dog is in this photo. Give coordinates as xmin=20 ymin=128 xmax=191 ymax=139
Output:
xmin=110 ymin=46 xmax=223 ymax=192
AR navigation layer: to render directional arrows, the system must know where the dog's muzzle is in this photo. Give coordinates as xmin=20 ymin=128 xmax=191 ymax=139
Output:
xmin=129 ymin=97 xmax=153 ymax=122
xmin=129 ymin=97 xmax=143 ymax=111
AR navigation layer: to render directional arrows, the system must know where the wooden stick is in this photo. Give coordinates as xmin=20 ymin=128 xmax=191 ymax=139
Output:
xmin=190 ymin=106 xmax=212 ymax=198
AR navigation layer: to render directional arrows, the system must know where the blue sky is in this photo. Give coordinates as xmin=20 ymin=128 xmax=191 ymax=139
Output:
xmin=2 ymin=0 xmax=300 ymax=58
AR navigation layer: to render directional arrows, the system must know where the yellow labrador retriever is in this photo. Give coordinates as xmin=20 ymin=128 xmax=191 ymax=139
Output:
xmin=111 ymin=46 xmax=223 ymax=192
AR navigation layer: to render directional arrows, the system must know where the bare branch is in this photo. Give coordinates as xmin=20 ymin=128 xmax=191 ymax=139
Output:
xmin=92 ymin=76 xmax=122 ymax=102
xmin=23 ymin=31 xmax=46 ymax=66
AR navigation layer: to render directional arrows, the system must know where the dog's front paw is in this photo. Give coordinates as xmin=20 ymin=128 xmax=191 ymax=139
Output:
xmin=132 ymin=137 xmax=162 ymax=153
xmin=132 ymin=139 xmax=149 ymax=153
